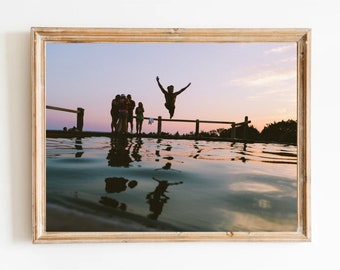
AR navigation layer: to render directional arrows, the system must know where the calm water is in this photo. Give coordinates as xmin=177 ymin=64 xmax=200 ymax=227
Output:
xmin=46 ymin=137 xmax=297 ymax=232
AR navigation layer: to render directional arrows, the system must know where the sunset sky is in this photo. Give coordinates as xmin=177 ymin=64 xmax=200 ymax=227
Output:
xmin=46 ymin=41 xmax=297 ymax=134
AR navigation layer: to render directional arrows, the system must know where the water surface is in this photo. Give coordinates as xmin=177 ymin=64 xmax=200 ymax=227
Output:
xmin=46 ymin=137 xmax=297 ymax=232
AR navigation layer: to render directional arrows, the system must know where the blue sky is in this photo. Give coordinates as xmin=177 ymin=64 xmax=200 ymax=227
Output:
xmin=46 ymin=41 xmax=297 ymax=134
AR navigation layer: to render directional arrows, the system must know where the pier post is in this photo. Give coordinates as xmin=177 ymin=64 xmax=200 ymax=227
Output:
xmin=157 ymin=116 xmax=162 ymax=135
xmin=243 ymin=116 xmax=249 ymax=140
xmin=231 ymin=122 xmax=236 ymax=139
xmin=195 ymin=119 xmax=200 ymax=136
xmin=77 ymin=107 xmax=84 ymax=132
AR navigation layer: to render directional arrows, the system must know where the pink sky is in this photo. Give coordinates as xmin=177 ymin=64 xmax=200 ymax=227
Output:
xmin=46 ymin=42 xmax=297 ymax=134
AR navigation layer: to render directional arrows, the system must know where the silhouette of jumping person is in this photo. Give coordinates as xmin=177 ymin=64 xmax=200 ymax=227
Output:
xmin=156 ymin=76 xmax=191 ymax=119
xmin=146 ymin=176 xmax=183 ymax=220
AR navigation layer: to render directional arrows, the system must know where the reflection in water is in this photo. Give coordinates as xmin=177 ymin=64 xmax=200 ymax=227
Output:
xmin=164 ymin=145 xmax=172 ymax=151
xmin=155 ymin=162 xmax=181 ymax=173
xmin=46 ymin=137 xmax=298 ymax=232
xmin=131 ymin=138 xmax=143 ymax=162
xmin=99 ymin=196 xmax=127 ymax=211
xmin=156 ymin=139 xmax=174 ymax=161
xmin=229 ymin=142 xmax=297 ymax=164
xmin=162 ymin=162 xmax=172 ymax=170
xmin=146 ymin=177 xmax=183 ymax=220
xmin=106 ymin=137 xmax=144 ymax=166
xmin=106 ymin=137 xmax=133 ymax=167
xmin=75 ymin=137 xmax=84 ymax=158
xmin=105 ymin=177 xmax=138 ymax=193
xmin=155 ymin=139 xmax=161 ymax=162
xmin=100 ymin=177 xmax=138 ymax=212
xmin=231 ymin=143 xmax=248 ymax=162
xmin=155 ymin=150 xmax=160 ymax=158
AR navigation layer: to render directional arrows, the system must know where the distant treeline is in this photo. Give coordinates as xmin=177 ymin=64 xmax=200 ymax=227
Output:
xmin=198 ymin=119 xmax=297 ymax=144
xmin=147 ymin=119 xmax=297 ymax=144
xmin=49 ymin=119 xmax=297 ymax=144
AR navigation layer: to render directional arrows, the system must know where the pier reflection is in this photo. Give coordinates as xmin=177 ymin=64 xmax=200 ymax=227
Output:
xmin=230 ymin=142 xmax=248 ymax=163
xmin=75 ymin=137 xmax=84 ymax=158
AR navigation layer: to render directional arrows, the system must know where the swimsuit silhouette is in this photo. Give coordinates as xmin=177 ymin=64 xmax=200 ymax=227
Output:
xmin=156 ymin=76 xmax=191 ymax=119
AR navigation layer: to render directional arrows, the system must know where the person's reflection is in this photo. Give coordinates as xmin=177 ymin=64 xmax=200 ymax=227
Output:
xmin=99 ymin=196 xmax=127 ymax=211
xmin=146 ymin=177 xmax=183 ymax=220
xmin=162 ymin=162 xmax=172 ymax=170
xmin=240 ymin=143 xmax=247 ymax=163
xmin=75 ymin=137 xmax=84 ymax=158
xmin=131 ymin=138 xmax=143 ymax=162
xmin=107 ymin=137 xmax=132 ymax=167
xmin=164 ymin=144 xmax=172 ymax=151
xmin=100 ymin=177 xmax=138 ymax=212
xmin=155 ymin=138 xmax=163 ymax=162
xmin=104 ymin=177 xmax=138 ymax=193
xmin=155 ymin=162 xmax=181 ymax=172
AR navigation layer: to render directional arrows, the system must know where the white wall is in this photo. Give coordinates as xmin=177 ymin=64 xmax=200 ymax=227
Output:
xmin=0 ymin=0 xmax=338 ymax=269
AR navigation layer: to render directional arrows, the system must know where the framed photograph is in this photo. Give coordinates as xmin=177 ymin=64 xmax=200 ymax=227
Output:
xmin=32 ymin=28 xmax=311 ymax=243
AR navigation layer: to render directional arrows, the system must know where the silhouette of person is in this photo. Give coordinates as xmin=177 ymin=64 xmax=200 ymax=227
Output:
xmin=127 ymin=94 xmax=136 ymax=133
xmin=146 ymin=176 xmax=183 ymax=220
xmin=135 ymin=102 xmax=144 ymax=134
xmin=117 ymin=94 xmax=129 ymax=134
xmin=110 ymin=94 xmax=120 ymax=133
xmin=156 ymin=76 xmax=191 ymax=119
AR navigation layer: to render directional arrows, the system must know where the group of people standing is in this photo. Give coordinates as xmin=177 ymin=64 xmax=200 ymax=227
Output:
xmin=110 ymin=94 xmax=144 ymax=135
xmin=110 ymin=76 xmax=191 ymax=136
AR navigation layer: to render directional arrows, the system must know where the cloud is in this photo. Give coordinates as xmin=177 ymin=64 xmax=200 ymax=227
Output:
xmin=227 ymin=45 xmax=297 ymax=90
xmin=230 ymin=68 xmax=296 ymax=88
xmin=227 ymin=62 xmax=297 ymax=103
xmin=264 ymin=44 xmax=296 ymax=55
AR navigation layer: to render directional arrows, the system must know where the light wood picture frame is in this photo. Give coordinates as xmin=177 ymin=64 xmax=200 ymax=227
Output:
xmin=32 ymin=27 xmax=311 ymax=243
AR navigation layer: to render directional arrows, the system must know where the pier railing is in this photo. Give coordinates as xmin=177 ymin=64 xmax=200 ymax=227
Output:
xmin=46 ymin=105 xmax=84 ymax=131
xmin=46 ymin=105 xmax=250 ymax=140
xmin=142 ymin=115 xmax=251 ymax=139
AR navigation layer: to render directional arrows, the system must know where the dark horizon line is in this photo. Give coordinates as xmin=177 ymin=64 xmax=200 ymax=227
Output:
xmin=45 ymin=130 xmax=297 ymax=146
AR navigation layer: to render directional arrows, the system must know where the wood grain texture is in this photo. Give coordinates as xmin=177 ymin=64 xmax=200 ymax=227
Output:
xmin=31 ymin=27 xmax=311 ymax=243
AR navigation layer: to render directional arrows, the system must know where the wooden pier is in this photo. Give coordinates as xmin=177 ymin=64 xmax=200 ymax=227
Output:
xmin=46 ymin=105 xmax=84 ymax=131
xmin=46 ymin=105 xmax=251 ymax=140
xmin=143 ymin=115 xmax=251 ymax=139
